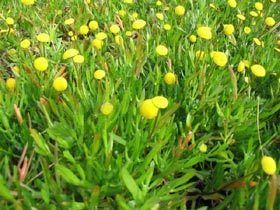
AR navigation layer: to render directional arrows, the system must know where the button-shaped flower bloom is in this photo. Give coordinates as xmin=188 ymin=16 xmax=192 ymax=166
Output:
xmin=63 ymin=48 xmax=79 ymax=60
xmin=244 ymin=26 xmax=251 ymax=34
xmin=152 ymin=96 xmax=168 ymax=109
xmin=156 ymin=45 xmax=168 ymax=56
xmin=64 ymin=18 xmax=75 ymax=25
xmin=37 ymin=33 xmax=50 ymax=42
xmin=237 ymin=14 xmax=246 ymax=21
xmin=175 ymin=5 xmax=185 ymax=16
xmin=110 ymin=24 xmax=120 ymax=34
xmin=197 ymin=26 xmax=212 ymax=40
xmin=6 ymin=78 xmax=16 ymax=90
xmin=140 ymin=99 xmax=159 ymax=119
xmin=261 ymin=156 xmax=276 ymax=175
xmin=255 ymin=2 xmax=263 ymax=11
xmin=223 ymin=24 xmax=235 ymax=35
xmin=100 ymin=102 xmax=114 ymax=115
xmin=79 ymin=25 xmax=89 ymax=35
xmin=53 ymin=77 xmax=68 ymax=91
xmin=20 ymin=39 xmax=31 ymax=49
xmin=189 ymin=35 xmax=197 ymax=43
xmin=199 ymin=143 xmax=207 ymax=153
xmin=237 ymin=61 xmax=245 ymax=72
xmin=95 ymin=32 xmax=107 ymax=40
xmin=211 ymin=51 xmax=228 ymax=67
xmin=265 ymin=17 xmax=275 ymax=27
xmin=164 ymin=24 xmax=171 ymax=31
xmin=21 ymin=0 xmax=35 ymax=5
xmin=94 ymin=70 xmax=106 ymax=80
xmin=6 ymin=17 xmax=14 ymax=25
xmin=251 ymin=64 xmax=266 ymax=77
xmin=73 ymin=55 xmax=84 ymax=64
xmin=89 ymin=21 xmax=99 ymax=30
xmin=227 ymin=0 xmax=237 ymax=8
xmin=164 ymin=72 xmax=176 ymax=85
xmin=92 ymin=39 xmax=103 ymax=49
xmin=34 ymin=57 xmax=48 ymax=71
xmin=132 ymin=19 xmax=146 ymax=30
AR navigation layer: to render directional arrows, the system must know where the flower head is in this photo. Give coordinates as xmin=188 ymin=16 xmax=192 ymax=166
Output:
xmin=265 ymin=17 xmax=275 ymax=27
xmin=189 ymin=35 xmax=197 ymax=43
xmin=156 ymin=45 xmax=168 ymax=56
xmin=140 ymin=99 xmax=159 ymax=119
xmin=152 ymin=96 xmax=168 ymax=109
xmin=261 ymin=156 xmax=276 ymax=175
xmin=64 ymin=18 xmax=74 ymax=25
xmin=100 ymin=102 xmax=114 ymax=115
xmin=34 ymin=57 xmax=48 ymax=71
xmin=199 ymin=143 xmax=207 ymax=153
xmin=132 ymin=19 xmax=146 ymax=30
xmin=96 ymin=32 xmax=107 ymax=40
xmin=6 ymin=78 xmax=16 ymax=90
xmin=94 ymin=70 xmax=106 ymax=80
xmin=251 ymin=64 xmax=266 ymax=77
xmin=255 ymin=2 xmax=263 ymax=11
xmin=197 ymin=26 xmax=212 ymax=40
xmin=227 ymin=0 xmax=237 ymax=8
xmin=92 ymin=39 xmax=103 ymax=49
xmin=110 ymin=24 xmax=120 ymax=34
xmin=89 ymin=21 xmax=99 ymax=30
xmin=79 ymin=25 xmax=89 ymax=35
xmin=21 ymin=0 xmax=35 ymax=5
xmin=223 ymin=24 xmax=235 ymax=35
xmin=73 ymin=55 xmax=84 ymax=64
xmin=175 ymin=5 xmax=185 ymax=16
xmin=211 ymin=51 xmax=228 ymax=67
xmin=164 ymin=72 xmax=176 ymax=85
xmin=63 ymin=49 xmax=79 ymax=60
xmin=53 ymin=77 xmax=68 ymax=91
xmin=20 ymin=39 xmax=31 ymax=49
xmin=6 ymin=17 xmax=14 ymax=25
xmin=37 ymin=33 xmax=50 ymax=42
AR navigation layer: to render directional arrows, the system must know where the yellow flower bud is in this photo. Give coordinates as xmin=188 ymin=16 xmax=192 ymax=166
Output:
xmin=132 ymin=19 xmax=146 ymax=30
xmin=189 ymin=35 xmax=197 ymax=43
xmin=175 ymin=5 xmax=185 ymax=16
xmin=163 ymin=24 xmax=171 ymax=31
xmin=20 ymin=39 xmax=31 ymax=49
xmin=100 ymin=102 xmax=114 ymax=115
xmin=6 ymin=17 xmax=14 ymax=25
xmin=152 ymin=96 xmax=168 ymax=109
xmin=34 ymin=57 xmax=48 ymax=71
xmin=261 ymin=156 xmax=276 ymax=175
xmin=92 ymin=39 xmax=103 ymax=49
xmin=164 ymin=72 xmax=176 ymax=85
xmin=95 ymin=32 xmax=107 ymax=40
xmin=156 ymin=45 xmax=168 ymax=56
xmin=227 ymin=0 xmax=237 ymax=8
xmin=197 ymin=26 xmax=212 ymax=40
xmin=73 ymin=55 xmax=84 ymax=64
xmin=6 ymin=78 xmax=16 ymax=90
xmin=140 ymin=99 xmax=159 ymax=119
xmin=265 ymin=17 xmax=275 ymax=27
xmin=251 ymin=64 xmax=266 ymax=77
xmin=89 ymin=21 xmax=99 ymax=30
xmin=110 ymin=24 xmax=120 ymax=34
xmin=63 ymin=49 xmax=79 ymax=60
xmin=53 ymin=77 xmax=68 ymax=91
xmin=223 ymin=24 xmax=235 ymax=35
xmin=244 ymin=26 xmax=251 ymax=34
xmin=79 ymin=25 xmax=89 ymax=35
xmin=211 ymin=51 xmax=228 ymax=67
xmin=199 ymin=143 xmax=207 ymax=153
xmin=94 ymin=70 xmax=106 ymax=80
xmin=37 ymin=33 xmax=50 ymax=42
xmin=64 ymin=18 xmax=75 ymax=25
xmin=237 ymin=61 xmax=245 ymax=72
xmin=21 ymin=0 xmax=35 ymax=5
xmin=255 ymin=2 xmax=263 ymax=11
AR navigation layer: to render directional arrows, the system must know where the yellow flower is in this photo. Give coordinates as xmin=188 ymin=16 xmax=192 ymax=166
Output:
xmin=195 ymin=50 xmax=205 ymax=60
xmin=255 ymin=2 xmax=263 ymax=11
xmin=37 ymin=33 xmax=50 ymax=42
xmin=6 ymin=17 xmax=14 ymax=25
xmin=251 ymin=64 xmax=266 ymax=77
xmin=211 ymin=51 xmax=228 ymax=67
xmin=164 ymin=72 xmax=176 ymax=85
xmin=92 ymin=39 xmax=103 ymax=49
xmin=227 ymin=0 xmax=237 ymax=8
xmin=100 ymin=102 xmax=114 ymax=115
xmin=68 ymin=31 xmax=74 ymax=37
xmin=79 ymin=25 xmax=89 ymax=35
xmin=34 ymin=57 xmax=48 ymax=71
xmin=64 ymin=18 xmax=75 ymax=25
xmin=94 ymin=70 xmax=106 ymax=80
xmin=223 ymin=24 xmax=234 ymax=35
xmin=175 ymin=5 xmax=185 ymax=16
xmin=21 ymin=0 xmax=35 ymax=5
xmin=197 ymin=26 xmax=212 ymax=40
xmin=152 ymin=96 xmax=168 ymax=109
xmin=237 ymin=61 xmax=245 ymax=72
xmin=243 ymin=60 xmax=251 ymax=68
xmin=132 ymin=19 xmax=146 ymax=30
xmin=6 ymin=78 xmax=16 ymax=90
xmin=53 ymin=77 xmax=68 ymax=92
xmin=265 ymin=17 xmax=275 ymax=27
xmin=115 ymin=35 xmax=123 ymax=45
xmin=20 ymin=39 xmax=31 ymax=49
xmin=253 ymin=38 xmax=263 ymax=46
xmin=73 ymin=55 xmax=84 ymax=64
xmin=118 ymin=10 xmax=126 ymax=17
xmin=96 ymin=32 xmax=107 ymax=40
xmin=237 ymin=14 xmax=246 ymax=21
xmin=163 ymin=24 xmax=171 ymax=31
xmin=132 ymin=12 xmax=138 ymax=19
xmin=199 ymin=143 xmax=207 ymax=153
xmin=156 ymin=45 xmax=168 ymax=56
xmin=189 ymin=35 xmax=197 ymax=43
xmin=156 ymin=13 xmax=164 ymax=20
xmin=261 ymin=156 xmax=276 ymax=175
xmin=124 ymin=0 xmax=133 ymax=4
xmin=12 ymin=66 xmax=20 ymax=74
xmin=63 ymin=48 xmax=79 ymax=59
xmin=156 ymin=1 xmax=162 ymax=6
xmin=140 ymin=99 xmax=159 ymax=119
xmin=126 ymin=31 xmax=133 ymax=37
xmin=89 ymin=20 xmax=99 ymax=30
xmin=244 ymin=26 xmax=251 ymax=34
xmin=110 ymin=24 xmax=120 ymax=34
xmin=250 ymin=11 xmax=258 ymax=17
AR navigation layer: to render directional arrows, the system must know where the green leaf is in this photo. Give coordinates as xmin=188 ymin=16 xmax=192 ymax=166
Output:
xmin=56 ymin=164 xmax=82 ymax=186
xmin=0 ymin=175 xmax=14 ymax=201
xmin=30 ymin=129 xmax=51 ymax=156
xmin=120 ymin=167 xmax=144 ymax=202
